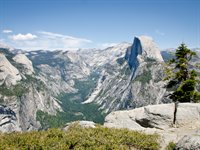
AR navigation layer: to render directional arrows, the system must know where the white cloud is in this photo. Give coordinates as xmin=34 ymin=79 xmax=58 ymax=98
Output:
xmin=39 ymin=31 xmax=92 ymax=43
xmin=3 ymin=29 xmax=13 ymax=33
xmin=8 ymin=31 xmax=92 ymax=50
xmin=155 ymin=30 xmax=165 ymax=36
xmin=100 ymin=43 xmax=119 ymax=48
xmin=10 ymin=33 xmax=37 ymax=41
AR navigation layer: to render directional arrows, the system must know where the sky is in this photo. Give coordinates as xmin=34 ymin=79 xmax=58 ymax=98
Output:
xmin=0 ymin=0 xmax=200 ymax=50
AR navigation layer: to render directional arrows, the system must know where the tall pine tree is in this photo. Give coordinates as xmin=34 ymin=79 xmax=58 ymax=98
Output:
xmin=164 ymin=43 xmax=200 ymax=102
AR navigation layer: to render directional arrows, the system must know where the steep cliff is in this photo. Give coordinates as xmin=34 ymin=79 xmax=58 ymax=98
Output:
xmin=0 ymin=50 xmax=61 ymax=132
xmin=13 ymin=54 xmax=34 ymax=75
xmin=0 ymin=53 xmax=22 ymax=86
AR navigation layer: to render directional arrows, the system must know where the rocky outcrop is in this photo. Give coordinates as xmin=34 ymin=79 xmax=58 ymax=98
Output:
xmin=105 ymin=103 xmax=200 ymax=129
xmin=63 ymin=121 xmax=96 ymax=131
xmin=104 ymin=103 xmax=200 ymax=149
xmin=105 ymin=104 xmax=174 ymax=130
xmin=176 ymin=133 xmax=200 ymax=150
xmin=125 ymin=36 xmax=163 ymax=70
xmin=0 ymin=53 xmax=21 ymax=86
xmin=0 ymin=105 xmax=21 ymax=132
xmin=13 ymin=54 xmax=34 ymax=75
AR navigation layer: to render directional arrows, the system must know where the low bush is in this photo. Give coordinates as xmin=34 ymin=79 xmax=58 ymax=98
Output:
xmin=165 ymin=141 xmax=176 ymax=150
xmin=0 ymin=125 xmax=160 ymax=150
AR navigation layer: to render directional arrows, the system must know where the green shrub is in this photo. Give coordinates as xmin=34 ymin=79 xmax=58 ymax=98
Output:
xmin=25 ymin=75 xmax=46 ymax=92
xmin=116 ymin=57 xmax=126 ymax=66
xmin=145 ymin=58 xmax=157 ymax=62
xmin=0 ymin=125 xmax=160 ymax=150
xmin=0 ymin=75 xmax=46 ymax=99
xmin=165 ymin=141 xmax=176 ymax=150
xmin=134 ymin=69 xmax=152 ymax=84
xmin=0 ymin=83 xmax=27 ymax=97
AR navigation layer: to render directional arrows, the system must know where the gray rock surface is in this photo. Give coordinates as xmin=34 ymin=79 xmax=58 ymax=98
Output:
xmin=104 ymin=103 xmax=200 ymax=149
xmin=176 ymin=103 xmax=200 ymax=127
xmin=63 ymin=121 xmax=96 ymax=131
xmin=0 ymin=53 xmax=21 ymax=86
xmin=13 ymin=54 xmax=34 ymax=75
xmin=0 ymin=105 xmax=21 ymax=132
xmin=105 ymin=104 xmax=175 ymax=130
xmin=135 ymin=104 xmax=174 ymax=129
xmin=17 ymin=86 xmax=62 ymax=131
xmin=176 ymin=134 xmax=200 ymax=150
xmin=138 ymin=36 xmax=163 ymax=62
xmin=0 ymin=85 xmax=62 ymax=132
xmin=104 ymin=108 xmax=145 ymax=130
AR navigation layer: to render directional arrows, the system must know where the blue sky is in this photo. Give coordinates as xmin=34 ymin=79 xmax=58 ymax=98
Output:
xmin=0 ymin=0 xmax=199 ymax=50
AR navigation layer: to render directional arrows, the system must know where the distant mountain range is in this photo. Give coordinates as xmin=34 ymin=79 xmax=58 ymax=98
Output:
xmin=0 ymin=37 xmax=199 ymax=132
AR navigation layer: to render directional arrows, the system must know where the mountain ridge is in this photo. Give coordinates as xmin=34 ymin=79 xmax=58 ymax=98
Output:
xmin=0 ymin=36 xmax=199 ymax=131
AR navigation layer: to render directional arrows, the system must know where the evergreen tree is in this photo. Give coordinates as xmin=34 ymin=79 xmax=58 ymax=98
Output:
xmin=164 ymin=43 xmax=200 ymax=102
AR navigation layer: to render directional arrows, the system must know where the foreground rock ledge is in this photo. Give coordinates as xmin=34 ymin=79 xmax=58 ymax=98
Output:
xmin=104 ymin=103 xmax=200 ymax=149
xmin=176 ymin=133 xmax=200 ymax=150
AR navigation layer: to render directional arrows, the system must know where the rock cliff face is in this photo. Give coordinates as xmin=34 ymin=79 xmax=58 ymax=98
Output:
xmin=0 ymin=50 xmax=62 ymax=132
xmin=84 ymin=36 xmax=168 ymax=113
xmin=0 ymin=105 xmax=21 ymax=132
xmin=0 ymin=53 xmax=22 ymax=86
xmin=16 ymin=85 xmax=61 ymax=131
xmin=0 ymin=86 xmax=61 ymax=132
xmin=13 ymin=54 xmax=34 ymax=75
xmin=104 ymin=103 xmax=200 ymax=149
xmin=125 ymin=36 xmax=163 ymax=70
xmin=26 ymin=50 xmax=90 ymax=96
